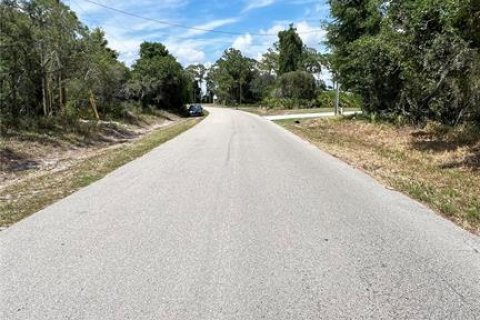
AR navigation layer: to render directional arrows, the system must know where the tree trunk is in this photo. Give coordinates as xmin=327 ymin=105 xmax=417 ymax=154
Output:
xmin=40 ymin=48 xmax=48 ymax=116
xmin=47 ymin=76 xmax=53 ymax=116
xmin=41 ymin=74 xmax=48 ymax=116
xmin=89 ymin=90 xmax=100 ymax=120
xmin=58 ymin=72 xmax=64 ymax=111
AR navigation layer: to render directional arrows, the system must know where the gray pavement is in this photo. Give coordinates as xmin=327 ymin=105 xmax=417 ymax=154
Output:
xmin=1 ymin=107 xmax=479 ymax=319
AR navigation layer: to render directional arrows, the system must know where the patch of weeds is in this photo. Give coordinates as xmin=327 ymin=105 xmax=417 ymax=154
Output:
xmin=439 ymin=201 xmax=456 ymax=217
xmin=77 ymin=173 xmax=101 ymax=187
xmin=467 ymin=202 xmax=480 ymax=223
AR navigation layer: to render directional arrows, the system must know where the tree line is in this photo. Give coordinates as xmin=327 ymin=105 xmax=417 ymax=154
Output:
xmin=0 ymin=0 xmax=197 ymax=130
xmin=208 ymin=25 xmax=333 ymax=109
xmin=1 ymin=0 xmax=337 ymax=132
xmin=327 ymin=0 xmax=480 ymax=125
xmin=0 ymin=0 xmax=376 ymax=132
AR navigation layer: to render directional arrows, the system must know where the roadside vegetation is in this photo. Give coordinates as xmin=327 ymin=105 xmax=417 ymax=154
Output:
xmin=0 ymin=0 xmax=210 ymax=226
xmin=280 ymin=117 xmax=480 ymax=234
xmin=1 ymin=0 xmax=203 ymax=132
xmin=277 ymin=0 xmax=480 ymax=234
xmin=327 ymin=0 xmax=480 ymax=126
xmin=0 ymin=115 xmax=204 ymax=227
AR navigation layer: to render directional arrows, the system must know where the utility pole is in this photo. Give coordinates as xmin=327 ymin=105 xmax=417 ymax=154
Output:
xmin=239 ymin=78 xmax=243 ymax=106
xmin=334 ymin=81 xmax=340 ymax=116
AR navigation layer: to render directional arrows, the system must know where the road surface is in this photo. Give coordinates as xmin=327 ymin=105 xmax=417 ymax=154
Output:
xmin=263 ymin=110 xmax=360 ymax=121
xmin=1 ymin=107 xmax=479 ymax=319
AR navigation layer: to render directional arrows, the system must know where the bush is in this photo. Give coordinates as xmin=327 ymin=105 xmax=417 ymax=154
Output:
xmin=277 ymin=71 xmax=316 ymax=100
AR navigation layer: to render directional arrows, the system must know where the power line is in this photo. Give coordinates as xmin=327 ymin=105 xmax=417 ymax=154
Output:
xmin=71 ymin=0 xmax=140 ymax=36
xmin=81 ymin=0 xmax=324 ymax=36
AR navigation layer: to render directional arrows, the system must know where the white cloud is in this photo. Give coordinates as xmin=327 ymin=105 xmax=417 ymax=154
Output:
xmin=183 ymin=18 xmax=239 ymax=37
xmin=106 ymin=38 xmax=142 ymax=66
xmin=296 ymin=21 xmax=327 ymax=48
xmin=230 ymin=21 xmax=326 ymax=60
xmin=170 ymin=47 xmax=206 ymax=65
xmin=69 ymin=0 xmax=329 ymax=73
xmin=232 ymin=33 xmax=253 ymax=52
xmin=243 ymin=0 xmax=275 ymax=12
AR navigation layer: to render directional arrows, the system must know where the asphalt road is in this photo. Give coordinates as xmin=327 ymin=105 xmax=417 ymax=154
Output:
xmin=1 ymin=107 xmax=480 ymax=319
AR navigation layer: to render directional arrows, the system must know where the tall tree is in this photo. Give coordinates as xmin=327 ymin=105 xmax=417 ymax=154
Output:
xmin=278 ymin=25 xmax=304 ymax=75
xmin=259 ymin=48 xmax=279 ymax=75
xmin=185 ymin=64 xmax=207 ymax=103
xmin=69 ymin=28 xmax=129 ymax=117
xmin=209 ymin=48 xmax=257 ymax=104
xmin=130 ymin=42 xmax=189 ymax=111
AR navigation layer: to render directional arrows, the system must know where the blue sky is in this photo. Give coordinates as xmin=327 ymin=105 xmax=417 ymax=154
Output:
xmin=68 ymin=0 xmax=330 ymax=68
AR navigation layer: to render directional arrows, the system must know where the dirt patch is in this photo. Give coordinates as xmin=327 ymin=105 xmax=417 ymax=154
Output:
xmin=0 ymin=148 xmax=41 ymax=172
xmin=0 ymin=113 xmax=176 ymax=191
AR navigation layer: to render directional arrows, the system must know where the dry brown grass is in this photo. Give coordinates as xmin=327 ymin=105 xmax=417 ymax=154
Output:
xmin=280 ymin=117 xmax=480 ymax=234
xmin=240 ymin=106 xmax=360 ymax=116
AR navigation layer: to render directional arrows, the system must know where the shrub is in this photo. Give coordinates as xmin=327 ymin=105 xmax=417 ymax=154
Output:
xmin=277 ymin=71 xmax=316 ymax=100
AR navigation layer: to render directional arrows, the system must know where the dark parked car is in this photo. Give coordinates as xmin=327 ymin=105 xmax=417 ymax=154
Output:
xmin=188 ymin=104 xmax=203 ymax=117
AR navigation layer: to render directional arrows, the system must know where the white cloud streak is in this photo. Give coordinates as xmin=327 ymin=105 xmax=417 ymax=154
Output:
xmin=181 ymin=18 xmax=239 ymax=37
xmin=243 ymin=0 xmax=276 ymax=12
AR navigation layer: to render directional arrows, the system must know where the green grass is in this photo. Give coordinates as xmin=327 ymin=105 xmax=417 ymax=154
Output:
xmin=0 ymin=118 xmax=203 ymax=227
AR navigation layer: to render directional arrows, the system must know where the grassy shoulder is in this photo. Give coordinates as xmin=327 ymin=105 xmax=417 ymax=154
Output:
xmin=0 ymin=115 xmax=204 ymax=228
xmin=240 ymin=106 xmax=361 ymax=116
xmin=278 ymin=117 xmax=480 ymax=234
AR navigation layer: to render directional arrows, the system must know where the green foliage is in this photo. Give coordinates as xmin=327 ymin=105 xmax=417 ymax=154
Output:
xmin=1 ymin=0 xmax=86 ymax=120
xmin=327 ymin=0 xmax=480 ymax=125
xmin=138 ymin=42 xmax=170 ymax=59
xmin=253 ymin=26 xmax=329 ymax=106
xmin=278 ymin=24 xmax=304 ymax=75
xmin=208 ymin=25 xmax=329 ymax=106
xmin=259 ymin=48 xmax=279 ymax=75
xmin=68 ymin=28 xmax=130 ymax=118
xmin=209 ymin=48 xmax=257 ymax=104
xmin=250 ymin=73 xmax=276 ymax=101
xmin=300 ymin=47 xmax=323 ymax=74
xmin=276 ymin=71 xmax=316 ymax=100
xmin=130 ymin=45 xmax=189 ymax=112
xmin=0 ymin=2 xmax=191 ymax=129
xmin=185 ymin=64 xmax=207 ymax=103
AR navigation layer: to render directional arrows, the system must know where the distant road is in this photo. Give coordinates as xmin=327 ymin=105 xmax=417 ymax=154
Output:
xmin=263 ymin=110 xmax=360 ymax=120
xmin=1 ymin=107 xmax=479 ymax=319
